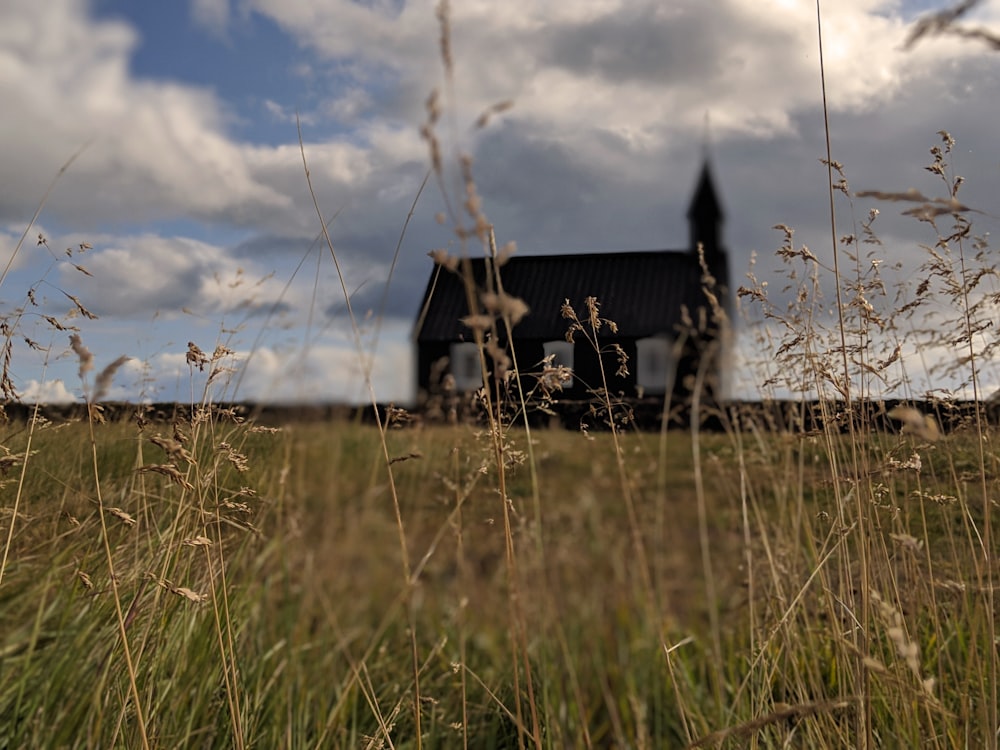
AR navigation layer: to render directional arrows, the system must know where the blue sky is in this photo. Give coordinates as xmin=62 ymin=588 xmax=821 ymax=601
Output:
xmin=1 ymin=0 xmax=999 ymax=405
xmin=93 ymin=2 xmax=337 ymax=145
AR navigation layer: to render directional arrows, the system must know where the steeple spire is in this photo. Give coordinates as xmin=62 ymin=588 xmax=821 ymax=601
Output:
xmin=702 ymin=112 xmax=711 ymax=161
xmin=686 ymin=156 xmax=729 ymax=308
xmin=686 ymin=159 xmax=724 ymax=255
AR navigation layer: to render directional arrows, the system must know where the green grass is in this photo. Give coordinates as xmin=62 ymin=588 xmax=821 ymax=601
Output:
xmin=0 ymin=414 xmax=997 ymax=748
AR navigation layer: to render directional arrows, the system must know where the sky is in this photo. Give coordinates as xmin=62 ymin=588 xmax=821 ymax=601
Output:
xmin=0 ymin=0 xmax=998 ymax=406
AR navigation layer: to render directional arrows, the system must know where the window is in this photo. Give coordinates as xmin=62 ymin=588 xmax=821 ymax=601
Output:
xmin=449 ymin=342 xmax=482 ymax=391
xmin=636 ymin=337 xmax=675 ymax=395
xmin=542 ymin=340 xmax=574 ymax=388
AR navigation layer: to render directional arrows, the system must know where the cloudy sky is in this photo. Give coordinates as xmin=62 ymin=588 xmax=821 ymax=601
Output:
xmin=1 ymin=0 xmax=998 ymax=405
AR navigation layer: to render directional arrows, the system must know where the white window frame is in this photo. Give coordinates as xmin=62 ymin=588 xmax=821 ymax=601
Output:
xmin=542 ymin=340 xmax=575 ymax=387
xmin=636 ymin=337 xmax=675 ymax=395
xmin=449 ymin=342 xmax=483 ymax=392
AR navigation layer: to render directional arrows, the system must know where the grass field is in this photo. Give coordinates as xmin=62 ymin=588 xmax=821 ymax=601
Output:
xmin=0 ymin=409 xmax=997 ymax=748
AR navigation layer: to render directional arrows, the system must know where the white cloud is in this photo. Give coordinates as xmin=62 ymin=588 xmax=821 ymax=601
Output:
xmin=20 ymin=378 xmax=76 ymax=404
xmin=245 ymin=0 xmax=986 ymax=147
xmin=139 ymin=330 xmax=414 ymax=404
xmin=0 ymin=0 xmax=289 ymax=227
xmin=191 ymin=0 xmax=231 ymax=37
xmin=0 ymin=224 xmax=37 ymax=278
xmin=54 ymin=234 xmax=295 ymax=319
xmin=263 ymin=99 xmax=319 ymax=127
xmin=321 ymin=87 xmax=375 ymax=124
xmin=2 ymin=0 xmax=999 ymax=407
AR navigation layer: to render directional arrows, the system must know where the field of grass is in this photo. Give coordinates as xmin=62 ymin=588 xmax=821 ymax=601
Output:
xmin=0 ymin=408 xmax=998 ymax=748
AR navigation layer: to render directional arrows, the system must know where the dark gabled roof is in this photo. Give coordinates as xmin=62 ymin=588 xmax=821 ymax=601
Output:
xmin=414 ymin=250 xmax=710 ymax=343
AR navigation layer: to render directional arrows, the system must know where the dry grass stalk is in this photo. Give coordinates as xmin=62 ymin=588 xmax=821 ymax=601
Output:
xmin=42 ymin=315 xmax=72 ymax=331
xmin=136 ymin=463 xmax=194 ymax=491
xmin=871 ymin=590 xmax=937 ymax=697
xmin=106 ymin=507 xmax=136 ymax=527
xmin=889 ymin=532 xmax=924 ymax=553
xmin=0 ymin=451 xmax=31 ymax=476
xmin=150 ymin=435 xmax=195 ymax=464
xmin=904 ymin=0 xmax=1000 ymax=50
xmin=93 ymin=355 xmax=130 ymax=402
xmin=147 ymin=572 xmax=201 ymax=601
xmin=247 ymin=424 xmax=281 ymax=434
xmin=219 ymin=443 xmax=249 ymax=473
xmin=474 ymin=100 xmax=514 ymax=130
xmin=63 ymin=293 xmax=97 ymax=320
xmin=389 ymin=452 xmax=423 ymax=465
xmin=480 ymin=291 xmax=529 ymax=326
xmin=685 ymin=699 xmax=857 ymax=748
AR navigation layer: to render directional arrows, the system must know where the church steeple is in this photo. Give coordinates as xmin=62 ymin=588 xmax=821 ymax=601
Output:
xmin=686 ymin=160 xmax=724 ymax=257
xmin=685 ymin=158 xmax=729 ymax=309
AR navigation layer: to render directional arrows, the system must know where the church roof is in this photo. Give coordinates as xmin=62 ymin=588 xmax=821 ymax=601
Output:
xmin=414 ymin=249 xmax=711 ymax=343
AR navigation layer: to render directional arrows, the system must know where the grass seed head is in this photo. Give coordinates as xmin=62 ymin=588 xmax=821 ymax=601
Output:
xmin=186 ymin=342 xmax=209 ymax=371
xmin=75 ymin=569 xmax=93 ymax=589
xmin=172 ymin=586 xmax=207 ymax=604
xmin=93 ymin=355 xmax=130 ymax=402
xmin=496 ymin=240 xmax=516 ymax=266
xmin=137 ymin=462 xmax=194 ymax=490
xmin=69 ymin=334 xmax=93 ymax=380
xmin=220 ymin=442 xmax=250 ymax=472
xmin=429 ymin=248 xmax=459 ymax=272
xmin=481 ymin=291 xmax=529 ymax=326
xmin=150 ymin=435 xmax=195 ymax=464
xmin=106 ymin=507 xmax=136 ymax=527
xmin=888 ymin=405 xmax=940 ymax=441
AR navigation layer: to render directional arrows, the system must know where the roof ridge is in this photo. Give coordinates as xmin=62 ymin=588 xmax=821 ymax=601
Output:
xmin=466 ymin=248 xmax=691 ymax=262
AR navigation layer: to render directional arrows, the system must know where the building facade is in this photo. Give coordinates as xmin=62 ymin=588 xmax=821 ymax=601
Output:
xmin=412 ymin=160 xmax=731 ymax=421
